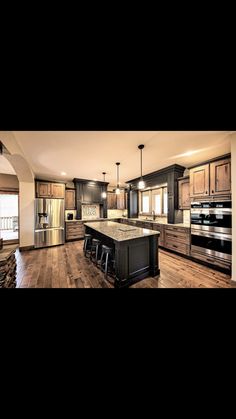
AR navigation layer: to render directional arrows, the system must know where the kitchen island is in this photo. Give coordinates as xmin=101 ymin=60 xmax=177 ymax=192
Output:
xmin=84 ymin=221 xmax=160 ymax=288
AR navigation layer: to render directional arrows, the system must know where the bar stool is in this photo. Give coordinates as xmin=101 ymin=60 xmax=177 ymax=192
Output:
xmin=90 ymin=238 xmax=101 ymax=266
xmin=83 ymin=234 xmax=92 ymax=257
xmin=99 ymin=245 xmax=115 ymax=279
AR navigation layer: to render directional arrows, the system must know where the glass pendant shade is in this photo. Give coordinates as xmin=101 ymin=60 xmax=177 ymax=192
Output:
xmin=138 ymin=145 xmax=145 ymax=189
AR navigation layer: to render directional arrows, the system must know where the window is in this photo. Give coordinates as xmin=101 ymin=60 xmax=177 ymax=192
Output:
xmin=152 ymin=189 xmax=162 ymax=215
xmin=141 ymin=186 xmax=168 ymax=216
xmin=0 ymin=193 xmax=19 ymax=242
xmin=141 ymin=191 xmax=150 ymax=213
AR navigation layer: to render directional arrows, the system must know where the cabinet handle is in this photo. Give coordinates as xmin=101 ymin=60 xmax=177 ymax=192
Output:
xmin=212 ymin=190 xmax=214 ymax=193
xmin=205 ymin=191 xmax=208 ymax=194
xmin=173 ymin=244 xmax=178 ymax=248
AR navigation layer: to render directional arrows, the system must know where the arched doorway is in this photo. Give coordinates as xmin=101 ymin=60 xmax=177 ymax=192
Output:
xmin=0 ymin=153 xmax=19 ymax=243
xmin=0 ymin=132 xmax=35 ymax=249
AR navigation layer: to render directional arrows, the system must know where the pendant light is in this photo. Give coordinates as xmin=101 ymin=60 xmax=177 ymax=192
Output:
xmin=138 ymin=144 xmax=145 ymax=189
xmin=101 ymin=172 xmax=107 ymax=199
xmin=115 ymin=162 xmax=121 ymax=194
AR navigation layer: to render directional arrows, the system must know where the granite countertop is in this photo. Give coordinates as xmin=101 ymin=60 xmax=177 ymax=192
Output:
xmin=122 ymin=218 xmax=190 ymax=228
xmin=84 ymin=221 xmax=160 ymax=242
xmin=65 ymin=217 xmax=190 ymax=228
xmin=65 ymin=217 xmax=120 ymax=223
xmin=0 ymin=245 xmax=18 ymax=263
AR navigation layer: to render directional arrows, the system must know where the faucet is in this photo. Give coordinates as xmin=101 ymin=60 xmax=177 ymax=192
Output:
xmin=152 ymin=210 xmax=156 ymax=221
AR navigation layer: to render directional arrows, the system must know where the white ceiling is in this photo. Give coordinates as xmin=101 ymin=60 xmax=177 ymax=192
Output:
xmin=12 ymin=131 xmax=232 ymax=186
xmin=0 ymin=155 xmax=16 ymax=175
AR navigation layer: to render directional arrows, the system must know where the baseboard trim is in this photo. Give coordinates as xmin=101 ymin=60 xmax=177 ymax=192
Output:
xmin=19 ymin=245 xmax=35 ymax=252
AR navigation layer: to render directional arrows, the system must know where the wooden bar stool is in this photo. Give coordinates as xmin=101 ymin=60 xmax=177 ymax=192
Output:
xmin=83 ymin=234 xmax=92 ymax=257
xmin=90 ymin=238 xmax=101 ymax=266
xmin=99 ymin=245 xmax=115 ymax=279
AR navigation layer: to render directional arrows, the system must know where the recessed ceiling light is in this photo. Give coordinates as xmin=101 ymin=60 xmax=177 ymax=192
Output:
xmin=61 ymin=172 xmax=67 ymax=176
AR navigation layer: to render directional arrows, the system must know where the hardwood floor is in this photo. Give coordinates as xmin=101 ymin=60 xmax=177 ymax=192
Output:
xmin=16 ymin=241 xmax=233 ymax=288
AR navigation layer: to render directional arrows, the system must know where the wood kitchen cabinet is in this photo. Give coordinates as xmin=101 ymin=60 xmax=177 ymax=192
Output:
xmin=117 ymin=191 xmax=125 ymax=210
xmin=36 ymin=181 xmax=65 ymax=198
xmin=189 ymin=155 xmax=231 ymax=198
xmin=190 ymin=164 xmax=209 ymax=198
xmin=36 ymin=181 xmax=52 ymax=197
xmin=107 ymin=192 xmax=117 ymax=209
xmin=178 ymin=177 xmax=190 ymax=209
xmin=210 ymin=157 xmax=231 ymax=195
xmin=51 ymin=183 xmax=65 ymax=198
xmin=65 ymin=189 xmax=76 ymax=209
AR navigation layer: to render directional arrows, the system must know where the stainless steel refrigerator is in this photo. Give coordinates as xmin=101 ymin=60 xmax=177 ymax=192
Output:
xmin=35 ymin=198 xmax=65 ymax=248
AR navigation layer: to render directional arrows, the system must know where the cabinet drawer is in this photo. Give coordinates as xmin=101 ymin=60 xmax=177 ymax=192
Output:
xmin=165 ymin=226 xmax=189 ymax=234
xmin=191 ymin=248 xmax=231 ymax=270
xmin=165 ymin=229 xmax=190 ymax=245
xmin=66 ymin=222 xmax=83 ymax=229
xmin=165 ymin=240 xmax=190 ymax=255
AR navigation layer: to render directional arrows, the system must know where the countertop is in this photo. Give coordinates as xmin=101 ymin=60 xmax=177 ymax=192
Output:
xmin=0 ymin=245 xmax=18 ymax=263
xmin=84 ymin=221 xmax=160 ymax=243
xmin=65 ymin=218 xmax=119 ymax=223
xmin=122 ymin=218 xmax=190 ymax=228
xmin=65 ymin=217 xmax=190 ymax=228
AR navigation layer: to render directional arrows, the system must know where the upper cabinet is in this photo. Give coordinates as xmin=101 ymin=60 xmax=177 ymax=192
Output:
xmin=178 ymin=177 xmax=190 ymax=209
xmin=51 ymin=183 xmax=65 ymax=198
xmin=117 ymin=191 xmax=126 ymax=210
xmin=65 ymin=189 xmax=76 ymax=209
xmin=107 ymin=192 xmax=117 ymax=209
xmin=107 ymin=191 xmax=126 ymax=210
xmin=190 ymin=164 xmax=209 ymax=198
xmin=36 ymin=181 xmax=65 ymax=199
xmin=189 ymin=155 xmax=231 ymax=198
xmin=210 ymin=158 xmax=231 ymax=195
xmin=36 ymin=181 xmax=52 ymax=197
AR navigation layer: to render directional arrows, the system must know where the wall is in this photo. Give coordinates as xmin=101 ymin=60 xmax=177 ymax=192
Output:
xmin=19 ymin=182 xmax=35 ymax=248
xmin=0 ymin=174 xmax=19 ymax=190
xmin=231 ymin=135 xmax=236 ymax=281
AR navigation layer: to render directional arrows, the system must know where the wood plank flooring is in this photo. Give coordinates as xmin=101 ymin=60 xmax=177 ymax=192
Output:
xmin=15 ymin=241 xmax=233 ymax=288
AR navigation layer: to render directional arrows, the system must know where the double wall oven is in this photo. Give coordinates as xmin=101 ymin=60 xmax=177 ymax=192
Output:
xmin=190 ymin=201 xmax=232 ymax=270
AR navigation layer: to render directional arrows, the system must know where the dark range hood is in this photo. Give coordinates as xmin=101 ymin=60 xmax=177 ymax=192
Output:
xmin=73 ymin=178 xmax=109 ymax=219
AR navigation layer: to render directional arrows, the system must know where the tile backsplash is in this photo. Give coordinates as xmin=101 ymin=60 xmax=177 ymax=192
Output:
xmin=82 ymin=204 xmax=100 ymax=219
xmin=108 ymin=209 xmax=128 ymax=218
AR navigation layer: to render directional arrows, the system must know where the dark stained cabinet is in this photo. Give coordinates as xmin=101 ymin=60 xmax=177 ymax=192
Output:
xmin=210 ymin=158 xmax=231 ymax=195
xmin=190 ymin=164 xmax=209 ymax=198
xmin=36 ymin=181 xmax=65 ymax=198
xmin=65 ymin=189 xmax=76 ymax=209
xmin=178 ymin=177 xmax=190 ymax=209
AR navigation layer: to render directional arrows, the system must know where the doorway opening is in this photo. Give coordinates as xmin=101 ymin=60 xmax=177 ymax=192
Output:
xmin=0 ymin=192 xmax=19 ymax=243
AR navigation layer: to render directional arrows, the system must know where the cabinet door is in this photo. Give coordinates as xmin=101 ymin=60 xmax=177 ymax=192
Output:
xmin=51 ymin=183 xmax=65 ymax=199
xmin=190 ymin=164 xmax=209 ymax=198
xmin=65 ymin=190 xmax=76 ymax=209
xmin=117 ymin=191 xmax=125 ymax=209
xmin=178 ymin=178 xmax=190 ymax=209
xmin=210 ymin=158 xmax=231 ymax=195
xmin=36 ymin=182 xmax=51 ymax=197
xmin=107 ymin=192 xmax=117 ymax=209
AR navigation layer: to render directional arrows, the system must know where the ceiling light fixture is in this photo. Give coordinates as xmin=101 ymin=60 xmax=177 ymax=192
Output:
xmin=115 ymin=162 xmax=121 ymax=194
xmin=138 ymin=144 xmax=145 ymax=189
xmin=61 ymin=172 xmax=67 ymax=176
xmin=101 ymin=172 xmax=107 ymax=199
